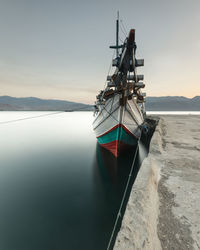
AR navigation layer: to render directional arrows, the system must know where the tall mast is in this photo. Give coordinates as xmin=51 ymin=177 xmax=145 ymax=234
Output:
xmin=109 ymin=11 xmax=122 ymax=58
xmin=116 ymin=11 xmax=119 ymax=58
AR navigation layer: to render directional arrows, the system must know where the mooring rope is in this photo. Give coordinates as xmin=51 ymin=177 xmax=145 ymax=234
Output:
xmin=0 ymin=111 xmax=64 ymax=125
xmin=0 ymin=106 xmax=93 ymax=125
xmin=106 ymin=137 xmax=141 ymax=250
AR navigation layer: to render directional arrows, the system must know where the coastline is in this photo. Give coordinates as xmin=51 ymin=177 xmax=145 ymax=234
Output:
xmin=114 ymin=115 xmax=200 ymax=250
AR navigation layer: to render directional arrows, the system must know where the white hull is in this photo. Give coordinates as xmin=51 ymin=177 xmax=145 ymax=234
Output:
xmin=93 ymin=93 xmax=144 ymax=139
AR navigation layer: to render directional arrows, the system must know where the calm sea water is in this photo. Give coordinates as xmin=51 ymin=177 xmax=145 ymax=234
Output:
xmin=0 ymin=111 xmax=146 ymax=250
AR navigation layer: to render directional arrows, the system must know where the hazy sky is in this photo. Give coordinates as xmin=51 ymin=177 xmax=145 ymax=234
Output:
xmin=0 ymin=0 xmax=200 ymax=104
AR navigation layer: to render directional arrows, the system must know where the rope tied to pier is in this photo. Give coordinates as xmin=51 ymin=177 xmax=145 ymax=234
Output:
xmin=0 ymin=111 xmax=64 ymax=125
xmin=106 ymin=137 xmax=141 ymax=250
xmin=0 ymin=107 xmax=92 ymax=125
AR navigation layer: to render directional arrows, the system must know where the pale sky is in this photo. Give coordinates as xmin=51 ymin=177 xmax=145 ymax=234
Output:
xmin=0 ymin=0 xmax=200 ymax=104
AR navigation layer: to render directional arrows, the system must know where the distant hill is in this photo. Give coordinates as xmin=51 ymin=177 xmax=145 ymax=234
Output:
xmin=0 ymin=96 xmax=93 ymax=111
xmin=145 ymin=96 xmax=200 ymax=111
xmin=0 ymin=95 xmax=199 ymax=111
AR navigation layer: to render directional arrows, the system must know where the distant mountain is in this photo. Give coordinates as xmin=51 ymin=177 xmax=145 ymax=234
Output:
xmin=145 ymin=96 xmax=200 ymax=111
xmin=0 ymin=103 xmax=20 ymax=111
xmin=0 ymin=95 xmax=199 ymax=111
xmin=0 ymin=96 xmax=93 ymax=111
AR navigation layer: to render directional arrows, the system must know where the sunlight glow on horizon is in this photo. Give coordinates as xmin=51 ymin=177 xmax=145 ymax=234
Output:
xmin=0 ymin=0 xmax=200 ymax=104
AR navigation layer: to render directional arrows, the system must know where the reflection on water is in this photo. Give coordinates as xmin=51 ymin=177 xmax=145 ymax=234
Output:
xmin=96 ymin=143 xmax=136 ymax=185
xmin=94 ymin=141 xmax=148 ymax=249
xmin=0 ymin=112 xmax=148 ymax=250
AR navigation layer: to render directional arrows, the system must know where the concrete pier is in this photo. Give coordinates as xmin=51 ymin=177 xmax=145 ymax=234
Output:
xmin=114 ymin=115 xmax=200 ymax=250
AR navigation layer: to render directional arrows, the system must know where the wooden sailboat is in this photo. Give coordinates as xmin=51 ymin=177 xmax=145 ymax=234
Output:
xmin=93 ymin=13 xmax=146 ymax=157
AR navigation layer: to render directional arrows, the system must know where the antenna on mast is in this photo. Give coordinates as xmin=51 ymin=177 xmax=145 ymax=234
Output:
xmin=116 ymin=11 xmax=119 ymax=58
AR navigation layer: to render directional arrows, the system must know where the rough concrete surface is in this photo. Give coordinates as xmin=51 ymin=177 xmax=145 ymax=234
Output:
xmin=114 ymin=115 xmax=200 ymax=250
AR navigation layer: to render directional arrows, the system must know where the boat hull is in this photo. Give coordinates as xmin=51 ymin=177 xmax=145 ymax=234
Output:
xmin=93 ymin=94 xmax=144 ymax=157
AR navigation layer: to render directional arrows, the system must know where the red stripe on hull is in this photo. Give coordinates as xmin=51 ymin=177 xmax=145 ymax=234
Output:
xmin=100 ymin=140 xmax=132 ymax=157
xmin=97 ymin=124 xmax=119 ymax=138
xmin=97 ymin=124 xmax=138 ymax=139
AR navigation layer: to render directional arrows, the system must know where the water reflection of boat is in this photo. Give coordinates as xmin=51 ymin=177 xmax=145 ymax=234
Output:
xmin=96 ymin=142 xmax=138 ymax=186
xmin=93 ymin=13 xmax=146 ymax=157
xmin=96 ymin=142 xmax=118 ymax=185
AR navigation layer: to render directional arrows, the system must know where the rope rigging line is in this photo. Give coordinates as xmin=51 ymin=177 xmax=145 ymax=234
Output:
xmin=120 ymin=19 xmax=128 ymax=37
xmin=119 ymin=35 xmax=124 ymax=43
xmin=103 ymin=50 xmax=116 ymax=90
xmin=106 ymin=138 xmax=140 ymax=250
xmin=103 ymin=105 xmax=140 ymax=128
xmin=119 ymin=25 xmax=127 ymax=39
xmin=119 ymin=21 xmax=127 ymax=38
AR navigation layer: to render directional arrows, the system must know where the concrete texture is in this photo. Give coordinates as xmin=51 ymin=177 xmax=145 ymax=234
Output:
xmin=114 ymin=115 xmax=200 ymax=250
